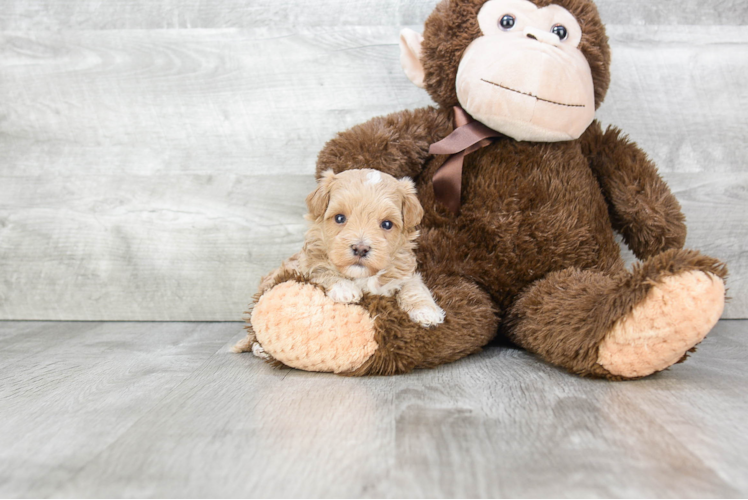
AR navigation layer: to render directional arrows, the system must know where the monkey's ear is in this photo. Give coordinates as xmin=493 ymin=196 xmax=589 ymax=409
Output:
xmin=398 ymin=177 xmax=424 ymax=229
xmin=306 ymin=169 xmax=336 ymax=219
xmin=399 ymin=29 xmax=426 ymax=89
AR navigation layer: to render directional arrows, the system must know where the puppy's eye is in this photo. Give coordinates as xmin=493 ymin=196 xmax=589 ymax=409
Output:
xmin=334 ymin=214 xmax=346 ymax=224
xmin=499 ymin=14 xmax=515 ymax=30
xmin=381 ymin=220 xmax=393 ymax=230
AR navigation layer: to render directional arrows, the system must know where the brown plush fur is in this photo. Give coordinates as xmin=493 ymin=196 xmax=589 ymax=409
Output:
xmin=505 ymin=248 xmax=727 ymax=378
xmin=580 ymin=121 xmax=687 ymax=258
xmin=313 ymin=105 xmax=726 ymax=378
xmin=248 ymin=0 xmax=726 ymax=379
xmin=348 ymin=272 xmax=499 ymax=376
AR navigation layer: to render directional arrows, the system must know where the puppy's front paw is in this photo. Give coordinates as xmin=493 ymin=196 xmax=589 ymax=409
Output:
xmin=409 ymin=306 xmax=445 ymax=327
xmin=326 ymin=280 xmax=363 ymax=304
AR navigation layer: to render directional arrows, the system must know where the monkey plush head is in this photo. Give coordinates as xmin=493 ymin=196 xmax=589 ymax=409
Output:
xmin=400 ymin=0 xmax=611 ymax=142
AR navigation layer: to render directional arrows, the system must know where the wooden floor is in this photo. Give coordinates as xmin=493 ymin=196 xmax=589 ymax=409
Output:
xmin=0 ymin=321 xmax=746 ymax=498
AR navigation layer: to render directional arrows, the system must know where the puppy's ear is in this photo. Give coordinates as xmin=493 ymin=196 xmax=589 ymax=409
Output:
xmin=306 ymin=169 xmax=336 ymax=219
xmin=398 ymin=177 xmax=424 ymax=229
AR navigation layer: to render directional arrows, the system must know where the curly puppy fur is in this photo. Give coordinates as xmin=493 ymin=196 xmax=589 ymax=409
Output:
xmin=301 ymin=169 xmax=444 ymax=327
xmin=302 ymin=169 xmax=422 ymax=290
xmin=236 ymin=169 xmax=444 ymax=355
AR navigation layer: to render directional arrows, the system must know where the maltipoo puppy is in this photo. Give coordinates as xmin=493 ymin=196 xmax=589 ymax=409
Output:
xmin=262 ymin=168 xmax=445 ymax=327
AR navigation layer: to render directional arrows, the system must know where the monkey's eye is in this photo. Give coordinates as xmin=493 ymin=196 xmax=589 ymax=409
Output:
xmin=499 ymin=14 xmax=515 ymax=30
xmin=552 ymin=24 xmax=568 ymax=41
xmin=334 ymin=214 xmax=346 ymax=224
xmin=381 ymin=220 xmax=393 ymax=230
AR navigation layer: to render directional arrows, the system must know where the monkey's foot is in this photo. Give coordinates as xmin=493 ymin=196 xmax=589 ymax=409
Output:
xmin=597 ymin=271 xmax=725 ymax=378
xmin=250 ymin=281 xmax=378 ymax=373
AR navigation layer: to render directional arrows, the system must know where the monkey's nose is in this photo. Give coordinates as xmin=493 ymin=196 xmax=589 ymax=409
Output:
xmin=523 ymin=27 xmax=561 ymax=47
xmin=351 ymin=243 xmax=371 ymax=258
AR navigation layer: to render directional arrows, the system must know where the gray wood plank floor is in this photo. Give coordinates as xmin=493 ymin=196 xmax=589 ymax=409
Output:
xmin=1 ymin=320 xmax=746 ymax=498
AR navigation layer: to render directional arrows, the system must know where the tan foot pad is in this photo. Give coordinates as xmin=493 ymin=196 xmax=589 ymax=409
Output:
xmin=251 ymin=281 xmax=378 ymax=373
xmin=598 ymin=271 xmax=725 ymax=378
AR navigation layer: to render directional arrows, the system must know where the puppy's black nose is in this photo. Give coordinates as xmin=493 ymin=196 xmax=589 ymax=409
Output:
xmin=351 ymin=243 xmax=370 ymax=258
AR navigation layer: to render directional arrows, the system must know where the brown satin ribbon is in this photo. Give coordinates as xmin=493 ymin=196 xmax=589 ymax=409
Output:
xmin=429 ymin=106 xmax=504 ymax=215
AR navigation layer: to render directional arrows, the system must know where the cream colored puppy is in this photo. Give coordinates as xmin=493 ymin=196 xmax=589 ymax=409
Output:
xmin=261 ymin=168 xmax=445 ymax=328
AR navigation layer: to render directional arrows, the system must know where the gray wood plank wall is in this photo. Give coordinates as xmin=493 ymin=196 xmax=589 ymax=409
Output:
xmin=1 ymin=1 xmax=746 ymax=320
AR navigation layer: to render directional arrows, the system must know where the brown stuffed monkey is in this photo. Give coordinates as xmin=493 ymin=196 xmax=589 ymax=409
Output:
xmin=237 ymin=0 xmax=727 ymax=380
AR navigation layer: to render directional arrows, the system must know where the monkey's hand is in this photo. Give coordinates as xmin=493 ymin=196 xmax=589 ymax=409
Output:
xmin=581 ymin=121 xmax=687 ymax=260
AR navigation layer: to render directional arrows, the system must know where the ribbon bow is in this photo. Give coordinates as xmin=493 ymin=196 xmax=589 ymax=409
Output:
xmin=429 ymin=106 xmax=504 ymax=215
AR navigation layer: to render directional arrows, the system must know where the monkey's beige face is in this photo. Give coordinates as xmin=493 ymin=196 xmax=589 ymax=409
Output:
xmin=399 ymin=0 xmax=597 ymax=142
xmin=308 ymin=170 xmax=423 ymax=279
xmin=456 ymin=0 xmax=595 ymax=142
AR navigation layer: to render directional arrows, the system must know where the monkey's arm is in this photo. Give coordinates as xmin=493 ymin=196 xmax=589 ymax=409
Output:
xmin=315 ymin=106 xmax=453 ymax=180
xmin=580 ymin=120 xmax=687 ymax=260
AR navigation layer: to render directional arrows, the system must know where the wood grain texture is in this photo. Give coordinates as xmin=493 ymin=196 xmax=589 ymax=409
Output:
xmin=0 ymin=320 xmax=746 ymax=497
xmin=0 ymin=321 xmax=237 ymax=498
xmin=1 ymin=27 xmax=746 ymax=177
xmin=1 ymin=172 xmax=744 ymax=321
xmin=0 ymin=175 xmax=316 ymax=320
xmin=0 ymin=18 xmax=746 ymax=320
xmin=0 ymin=27 xmax=422 ymax=177
xmin=600 ymin=26 xmax=748 ymax=175
xmin=0 ymin=0 xmax=746 ymax=30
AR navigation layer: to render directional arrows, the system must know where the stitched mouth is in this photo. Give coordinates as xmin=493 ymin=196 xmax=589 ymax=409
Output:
xmin=480 ymin=79 xmax=585 ymax=108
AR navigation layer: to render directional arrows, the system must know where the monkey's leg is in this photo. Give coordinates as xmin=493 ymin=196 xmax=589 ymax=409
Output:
xmin=351 ymin=273 xmax=499 ymax=375
xmin=347 ymin=226 xmax=500 ymax=374
xmin=248 ymin=272 xmax=499 ymax=375
xmin=505 ymin=249 xmax=727 ymax=379
xmin=246 ymin=225 xmax=500 ymax=374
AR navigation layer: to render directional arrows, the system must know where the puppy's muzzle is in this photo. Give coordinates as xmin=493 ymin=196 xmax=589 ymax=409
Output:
xmin=351 ymin=243 xmax=371 ymax=258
